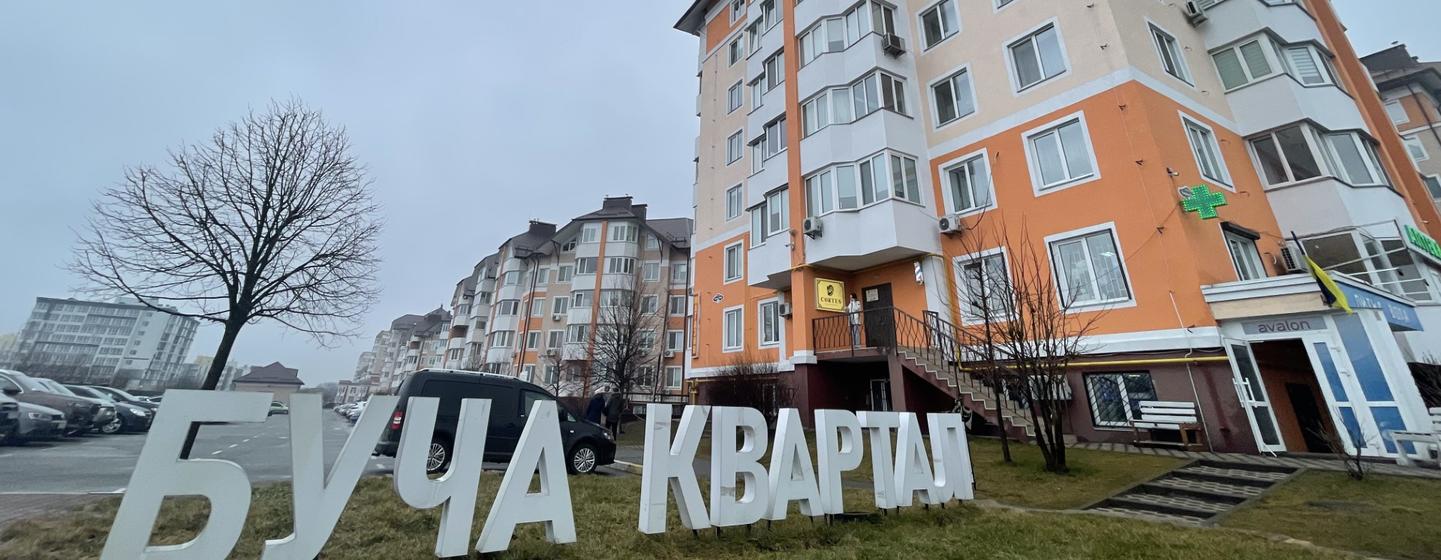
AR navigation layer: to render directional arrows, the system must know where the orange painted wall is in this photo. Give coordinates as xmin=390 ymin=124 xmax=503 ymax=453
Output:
xmin=929 ymin=82 xmax=1286 ymax=337
xmin=1388 ymin=92 xmax=1441 ymax=132
xmin=703 ymin=2 xmax=740 ymax=54
xmin=690 ymin=233 xmax=783 ymax=369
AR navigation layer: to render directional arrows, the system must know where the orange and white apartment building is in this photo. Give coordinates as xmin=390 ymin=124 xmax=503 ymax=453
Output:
xmin=676 ymin=0 xmax=1441 ymax=457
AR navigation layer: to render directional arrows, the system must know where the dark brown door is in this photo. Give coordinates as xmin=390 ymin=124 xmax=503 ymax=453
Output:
xmin=861 ymin=283 xmax=894 ymax=348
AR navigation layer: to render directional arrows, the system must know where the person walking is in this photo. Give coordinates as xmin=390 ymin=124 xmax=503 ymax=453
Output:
xmin=846 ymin=293 xmax=863 ymax=347
xmin=584 ymin=387 xmax=606 ymax=424
xmin=604 ymin=389 xmax=625 ymax=437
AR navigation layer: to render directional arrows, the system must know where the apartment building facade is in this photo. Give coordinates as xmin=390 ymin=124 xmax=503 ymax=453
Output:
xmin=1364 ymin=44 xmax=1441 ymax=214
xmin=677 ymin=0 xmax=1441 ymax=457
xmin=8 ymin=297 xmax=199 ymax=389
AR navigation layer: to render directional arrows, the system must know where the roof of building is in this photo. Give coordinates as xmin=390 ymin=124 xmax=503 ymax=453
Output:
xmin=1362 ymin=44 xmax=1441 ymax=90
xmin=647 ymin=217 xmax=694 ymax=248
xmin=674 ymin=0 xmax=715 ymax=35
xmin=233 ymin=362 xmax=303 ymax=386
xmin=389 ymin=313 xmax=426 ymax=330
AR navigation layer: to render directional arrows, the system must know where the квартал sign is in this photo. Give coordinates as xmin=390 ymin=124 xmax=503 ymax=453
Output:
xmin=100 ymin=392 xmax=973 ymax=559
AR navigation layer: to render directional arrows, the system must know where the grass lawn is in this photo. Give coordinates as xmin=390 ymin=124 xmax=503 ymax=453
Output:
xmin=1222 ymin=471 xmax=1441 ymax=560
xmin=618 ymin=421 xmax=1182 ymax=510
xmin=0 ymin=474 xmax=1353 ymax=559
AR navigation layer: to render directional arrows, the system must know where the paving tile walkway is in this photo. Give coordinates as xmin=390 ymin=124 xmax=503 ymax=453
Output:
xmin=1070 ymin=441 xmax=1441 ymax=479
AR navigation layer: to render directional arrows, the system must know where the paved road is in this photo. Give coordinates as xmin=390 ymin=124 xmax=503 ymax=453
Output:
xmin=0 ymin=410 xmax=393 ymax=494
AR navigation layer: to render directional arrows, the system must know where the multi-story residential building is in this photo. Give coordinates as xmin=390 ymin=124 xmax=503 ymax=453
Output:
xmin=0 ymin=333 xmax=18 ymax=368
xmin=379 ymin=307 xmax=451 ymax=392
xmin=190 ymin=354 xmax=249 ymax=391
xmin=441 ymin=254 xmax=499 ymax=370
xmin=1363 ymin=44 xmax=1441 ymax=213
xmin=10 ymin=297 xmax=199 ymax=389
xmin=676 ymin=0 xmax=1441 ymax=458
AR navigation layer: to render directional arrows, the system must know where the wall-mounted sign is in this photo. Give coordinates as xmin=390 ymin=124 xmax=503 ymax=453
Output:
xmin=101 ymin=395 xmax=974 ymax=558
xmin=711 ymin=294 xmax=724 ymax=304
xmin=815 ymin=279 xmax=846 ymax=312
xmin=1405 ymin=224 xmax=1441 ymax=265
xmin=1337 ymin=283 xmax=1422 ymax=332
xmin=1180 ymin=184 xmax=1227 ymax=220
xmin=1241 ymin=314 xmax=1327 ymax=335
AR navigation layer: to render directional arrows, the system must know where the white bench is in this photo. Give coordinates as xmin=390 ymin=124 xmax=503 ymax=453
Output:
xmin=1130 ymin=401 xmax=1206 ymax=451
xmin=1391 ymin=407 xmax=1441 ymax=468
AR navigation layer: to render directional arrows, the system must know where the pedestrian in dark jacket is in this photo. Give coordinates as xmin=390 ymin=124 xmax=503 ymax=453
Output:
xmin=604 ymin=390 xmax=625 ymax=437
xmin=584 ymin=388 xmax=606 ymax=424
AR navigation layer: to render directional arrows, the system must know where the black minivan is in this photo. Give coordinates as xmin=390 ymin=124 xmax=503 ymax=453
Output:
xmin=374 ymin=369 xmax=615 ymax=474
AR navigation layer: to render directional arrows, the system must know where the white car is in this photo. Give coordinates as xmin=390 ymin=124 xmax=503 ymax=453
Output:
xmin=345 ymin=401 xmax=367 ymax=422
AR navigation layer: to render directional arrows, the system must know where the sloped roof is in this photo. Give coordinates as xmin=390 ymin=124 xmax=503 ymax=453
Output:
xmin=234 ymin=362 xmax=303 ymax=386
xmin=648 ymin=217 xmax=693 ymax=249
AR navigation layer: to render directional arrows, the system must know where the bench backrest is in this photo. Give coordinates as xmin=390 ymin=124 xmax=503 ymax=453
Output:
xmin=1135 ymin=401 xmax=1198 ymax=429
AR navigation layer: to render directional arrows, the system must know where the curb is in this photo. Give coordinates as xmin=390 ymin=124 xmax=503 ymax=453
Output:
xmin=611 ymin=460 xmax=644 ymax=475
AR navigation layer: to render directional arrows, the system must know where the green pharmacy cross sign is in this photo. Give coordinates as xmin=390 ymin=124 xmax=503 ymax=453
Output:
xmin=1180 ymin=184 xmax=1227 ymax=220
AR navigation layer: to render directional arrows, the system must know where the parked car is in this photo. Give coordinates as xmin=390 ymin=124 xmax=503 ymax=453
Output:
xmin=87 ymin=386 xmax=159 ymax=411
xmin=268 ymin=401 xmax=290 ymax=416
xmin=0 ymin=393 xmax=19 ymax=445
xmin=33 ymin=378 xmax=117 ymax=434
xmin=67 ymin=385 xmax=153 ymax=433
xmin=374 ymin=369 xmax=615 ymax=475
xmin=10 ymin=400 xmax=67 ymax=443
xmin=334 ymin=402 xmax=359 ymax=417
xmin=0 ymin=369 xmax=100 ymax=436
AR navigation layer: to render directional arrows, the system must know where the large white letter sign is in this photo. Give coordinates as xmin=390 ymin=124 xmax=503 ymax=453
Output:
xmin=393 ymin=397 xmax=490 ymax=558
xmin=926 ymin=413 xmax=974 ymax=503
xmin=709 ymin=406 xmax=770 ymax=527
xmin=638 ymin=404 xmax=711 ymax=534
xmin=893 ymin=413 xmax=939 ymax=507
xmin=765 ymin=408 xmax=823 ymax=520
xmin=476 ymin=399 xmax=576 ymax=554
xmin=814 ymin=409 xmax=863 ymax=515
xmin=857 ymin=411 xmax=900 ymax=509
xmin=100 ymin=390 xmax=271 ymax=560
xmin=262 ymin=394 xmax=398 ymax=560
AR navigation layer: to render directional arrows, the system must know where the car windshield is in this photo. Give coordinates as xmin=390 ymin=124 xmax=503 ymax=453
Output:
xmin=4 ymin=374 xmax=45 ymax=391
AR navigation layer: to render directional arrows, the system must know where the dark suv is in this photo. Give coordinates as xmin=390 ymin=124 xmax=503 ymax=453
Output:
xmin=374 ymin=369 xmax=615 ymax=474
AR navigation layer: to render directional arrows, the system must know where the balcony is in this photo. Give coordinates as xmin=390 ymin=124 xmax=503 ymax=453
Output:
xmin=1196 ymin=0 xmax=1324 ymax=49
xmin=805 ymin=199 xmax=940 ymax=271
xmin=796 ymin=33 xmax=913 ymax=103
xmin=747 ymin=151 xmax=790 ymax=207
xmin=747 ymin=80 xmax=788 ymax=141
xmin=1264 ymin=177 xmax=1415 ymax=239
xmin=748 ymin=235 xmax=791 ymax=289
xmin=1226 ymin=77 xmax=1366 ymax=137
xmin=800 ymin=109 xmax=927 ymax=177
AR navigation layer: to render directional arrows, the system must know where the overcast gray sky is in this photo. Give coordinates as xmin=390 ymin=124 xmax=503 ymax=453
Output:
xmin=0 ymin=1 xmax=1434 ymax=386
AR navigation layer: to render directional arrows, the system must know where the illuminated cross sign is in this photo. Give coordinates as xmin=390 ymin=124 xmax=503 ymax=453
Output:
xmin=1180 ymin=184 xmax=1227 ymax=220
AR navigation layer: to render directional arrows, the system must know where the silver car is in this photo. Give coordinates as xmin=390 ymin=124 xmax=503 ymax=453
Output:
xmin=11 ymin=400 xmax=67 ymax=443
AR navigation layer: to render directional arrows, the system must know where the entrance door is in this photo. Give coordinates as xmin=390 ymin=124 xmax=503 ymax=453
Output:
xmin=861 ymin=284 xmax=894 ymax=348
xmin=1224 ymin=340 xmax=1286 ymax=453
xmin=868 ymin=378 xmax=892 ymax=411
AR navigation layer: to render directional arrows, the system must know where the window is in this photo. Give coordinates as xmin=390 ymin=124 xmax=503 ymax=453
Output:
xmin=1385 ymin=100 xmax=1408 ymax=124
xmin=666 ymin=330 xmax=685 ymax=351
xmin=931 ymin=67 xmax=975 ymax=126
xmin=502 ymin=270 xmax=522 ymax=286
xmin=726 ymin=131 xmax=743 ymax=165
xmin=727 ymin=82 xmax=742 ymax=113
xmin=1211 ymin=39 xmax=1274 ymax=90
xmin=610 ymin=222 xmax=638 ymax=242
xmin=547 ymin=330 xmax=564 ymax=349
xmin=746 ymin=19 xmax=762 ymax=55
xmin=1009 ymin=23 xmax=1066 ymax=90
xmin=800 ymin=70 xmax=905 ymax=137
xmin=557 ymin=265 xmax=574 ymax=282
xmin=600 ymin=289 xmax=633 ymax=308
xmin=581 ymin=223 xmax=600 ymax=243
xmin=763 ymin=50 xmax=785 ymax=90
xmin=671 ymin=262 xmax=689 ymax=284
xmin=560 ymin=237 xmax=577 ymax=252
xmin=758 ymin=301 xmax=781 ymax=346
xmin=799 ymin=17 xmax=846 ymax=65
xmin=1425 ymin=176 xmax=1441 ymax=199
xmin=1182 ymin=117 xmax=1231 ymax=186
xmin=919 ymin=0 xmax=958 ymax=49
xmin=1050 ymin=228 xmax=1130 ymax=306
xmin=724 ymin=243 xmax=743 ymax=282
xmin=575 ymin=257 xmax=597 ymax=274
xmin=1282 ymin=44 xmax=1333 ymax=86
xmin=552 ymin=297 xmax=569 ymax=314
xmin=728 ymin=38 xmax=742 ymax=65
xmin=544 ymin=365 xmax=560 ymax=385
xmin=1324 ymin=132 xmax=1388 ymax=186
xmin=758 ymin=0 xmax=777 ymax=30
xmin=1250 ymin=125 xmax=1388 ymax=188
xmin=1150 ymin=24 xmax=1190 ymax=83
xmin=491 ymin=330 xmax=514 ymax=348
xmin=666 ymin=366 xmax=684 ymax=388
xmin=496 ymin=300 xmax=520 ymax=316
xmin=641 ymin=295 xmax=660 ymax=314
xmin=1223 ymin=227 xmax=1265 ymax=281
xmin=723 ymin=307 xmax=743 ymax=350
xmin=525 ymin=331 xmax=541 ymax=350
xmin=1026 ymin=116 xmax=1096 ymax=191
xmin=956 ymin=252 xmax=1009 ymax=320
xmin=642 ymin=261 xmax=661 ymax=281
xmin=604 ymin=257 xmax=634 ymax=275
xmin=567 ymin=324 xmax=590 ymax=343
xmin=1085 ymin=373 xmax=1157 ymax=427
xmin=756 ymin=116 xmax=787 ymax=162
xmin=645 ymin=234 xmax=660 ymax=250
xmin=668 ymin=296 xmax=686 ymax=316
xmin=765 ymin=189 xmax=787 ymax=235
xmin=1404 ymin=135 xmax=1428 ymax=163
xmin=726 ymin=186 xmax=743 ymax=220
xmin=571 ymin=290 xmax=593 ymax=308
xmin=995 ymin=0 xmax=1016 ymax=8
xmin=806 ymin=151 xmax=920 ymax=215
xmin=728 ymin=0 xmax=744 ymax=23
xmin=942 ymin=153 xmax=992 ymax=214
xmin=1250 ymin=126 xmax=1320 ymax=185
xmin=535 ymin=268 xmax=550 ymax=284
xmin=529 ymin=298 xmax=545 ymax=317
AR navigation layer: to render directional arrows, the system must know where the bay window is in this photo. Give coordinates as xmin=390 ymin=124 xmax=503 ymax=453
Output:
xmin=801 ymin=71 xmax=906 ymax=137
xmin=1212 ymin=39 xmax=1276 ymax=90
xmin=804 ymin=151 xmax=920 ymax=216
xmin=1249 ymin=124 xmax=1389 ymax=188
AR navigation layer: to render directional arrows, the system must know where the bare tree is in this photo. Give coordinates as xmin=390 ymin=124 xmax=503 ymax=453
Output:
xmin=587 ymin=270 xmax=666 ymax=410
xmin=946 ymin=214 xmax=1016 ymax=464
xmin=707 ymin=356 xmax=790 ymax=425
xmin=71 ymin=99 xmax=380 ymax=456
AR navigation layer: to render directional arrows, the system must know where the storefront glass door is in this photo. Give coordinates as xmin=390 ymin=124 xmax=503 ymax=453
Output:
xmin=1224 ymin=340 xmax=1286 ymax=453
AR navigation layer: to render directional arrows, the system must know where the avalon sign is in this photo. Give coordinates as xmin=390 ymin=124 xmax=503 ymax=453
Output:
xmin=101 ymin=393 xmax=973 ymax=559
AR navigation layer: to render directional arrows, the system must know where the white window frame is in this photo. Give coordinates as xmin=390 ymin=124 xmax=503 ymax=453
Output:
xmin=668 ymin=296 xmax=686 ymax=316
xmin=580 ymin=223 xmax=600 ymax=243
xmin=1404 ymin=134 xmax=1429 ymax=163
xmin=918 ymin=0 xmax=960 ymax=51
xmin=757 ymin=298 xmax=782 ymax=347
xmin=666 ymin=329 xmax=685 ymax=351
xmin=1210 ymin=37 xmax=1279 ymax=91
xmin=1148 ymin=21 xmax=1192 ymax=85
xmin=665 ymin=366 xmax=684 ymax=389
xmin=994 ymin=0 xmax=1017 ymax=11
xmin=938 ymin=148 xmax=995 ymax=216
xmin=952 ymin=247 xmax=1010 ymax=324
xmin=929 ymin=63 xmax=977 ymax=129
xmin=1180 ymin=114 xmax=1233 ymax=189
xmin=728 ymin=37 xmax=743 ymax=66
xmin=722 ymin=305 xmax=744 ymax=352
xmin=725 ymin=185 xmax=743 ymax=220
xmin=1385 ymin=99 xmax=1408 ymax=125
xmin=1222 ymin=227 xmax=1266 ymax=282
xmin=574 ymin=257 xmax=597 ymax=275
xmin=1022 ymin=112 xmax=1100 ymax=195
xmin=610 ymin=222 xmax=638 ymax=243
xmin=765 ymin=188 xmax=788 ymax=236
xmin=642 ymin=261 xmax=661 ymax=282
xmin=525 ymin=331 xmax=541 ymax=351
xmin=1044 ymin=222 xmax=1135 ymax=310
xmin=529 ymin=297 xmax=545 ymax=317
xmin=728 ymin=0 xmax=744 ymax=24
xmin=1005 ymin=20 xmax=1069 ymax=93
xmin=727 ymin=81 xmax=743 ymax=113
xmin=671 ymin=262 xmax=689 ymax=285
xmin=552 ymin=297 xmax=569 ymax=314
xmin=726 ymin=130 xmax=744 ymax=165
xmin=1423 ymin=175 xmax=1441 ymax=200
xmin=557 ymin=265 xmax=574 ymax=282
xmin=723 ymin=241 xmax=744 ymax=283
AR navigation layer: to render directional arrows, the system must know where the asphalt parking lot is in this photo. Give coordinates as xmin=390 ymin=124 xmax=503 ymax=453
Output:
xmin=0 ymin=410 xmax=393 ymax=494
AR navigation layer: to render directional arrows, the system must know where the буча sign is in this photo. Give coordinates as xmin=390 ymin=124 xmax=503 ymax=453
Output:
xmin=100 ymin=392 xmax=973 ymax=559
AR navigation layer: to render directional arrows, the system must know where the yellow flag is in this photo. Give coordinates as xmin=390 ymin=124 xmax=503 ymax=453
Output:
xmin=1305 ymin=255 xmax=1353 ymax=314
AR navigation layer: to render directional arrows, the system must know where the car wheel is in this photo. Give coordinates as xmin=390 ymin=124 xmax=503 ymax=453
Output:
xmin=426 ymin=437 xmax=453 ymax=474
xmin=100 ymin=417 xmax=123 ymax=434
xmin=568 ymin=442 xmax=598 ymax=474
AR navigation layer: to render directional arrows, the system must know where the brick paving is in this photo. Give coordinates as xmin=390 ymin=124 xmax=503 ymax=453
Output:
xmin=1071 ymin=441 xmax=1441 ymax=479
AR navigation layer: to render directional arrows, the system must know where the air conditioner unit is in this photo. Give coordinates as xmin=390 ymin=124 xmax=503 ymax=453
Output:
xmin=938 ymin=214 xmax=964 ymax=235
xmin=551 ymin=313 xmax=564 ymax=321
xmin=663 ymin=350 xmax=676 ymax=358
xmin=802 ymin=216 xmax=823 ymax=239
xmin=1278 ymin=243 xmax=1306 ymax=274
xmin=1184 ymin=1 xmax=1208 ymax=24
xmin=882 ymin=33 xmax=906 ymax=56
xmin=778 ymin=303 xmax=793 ymax=317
